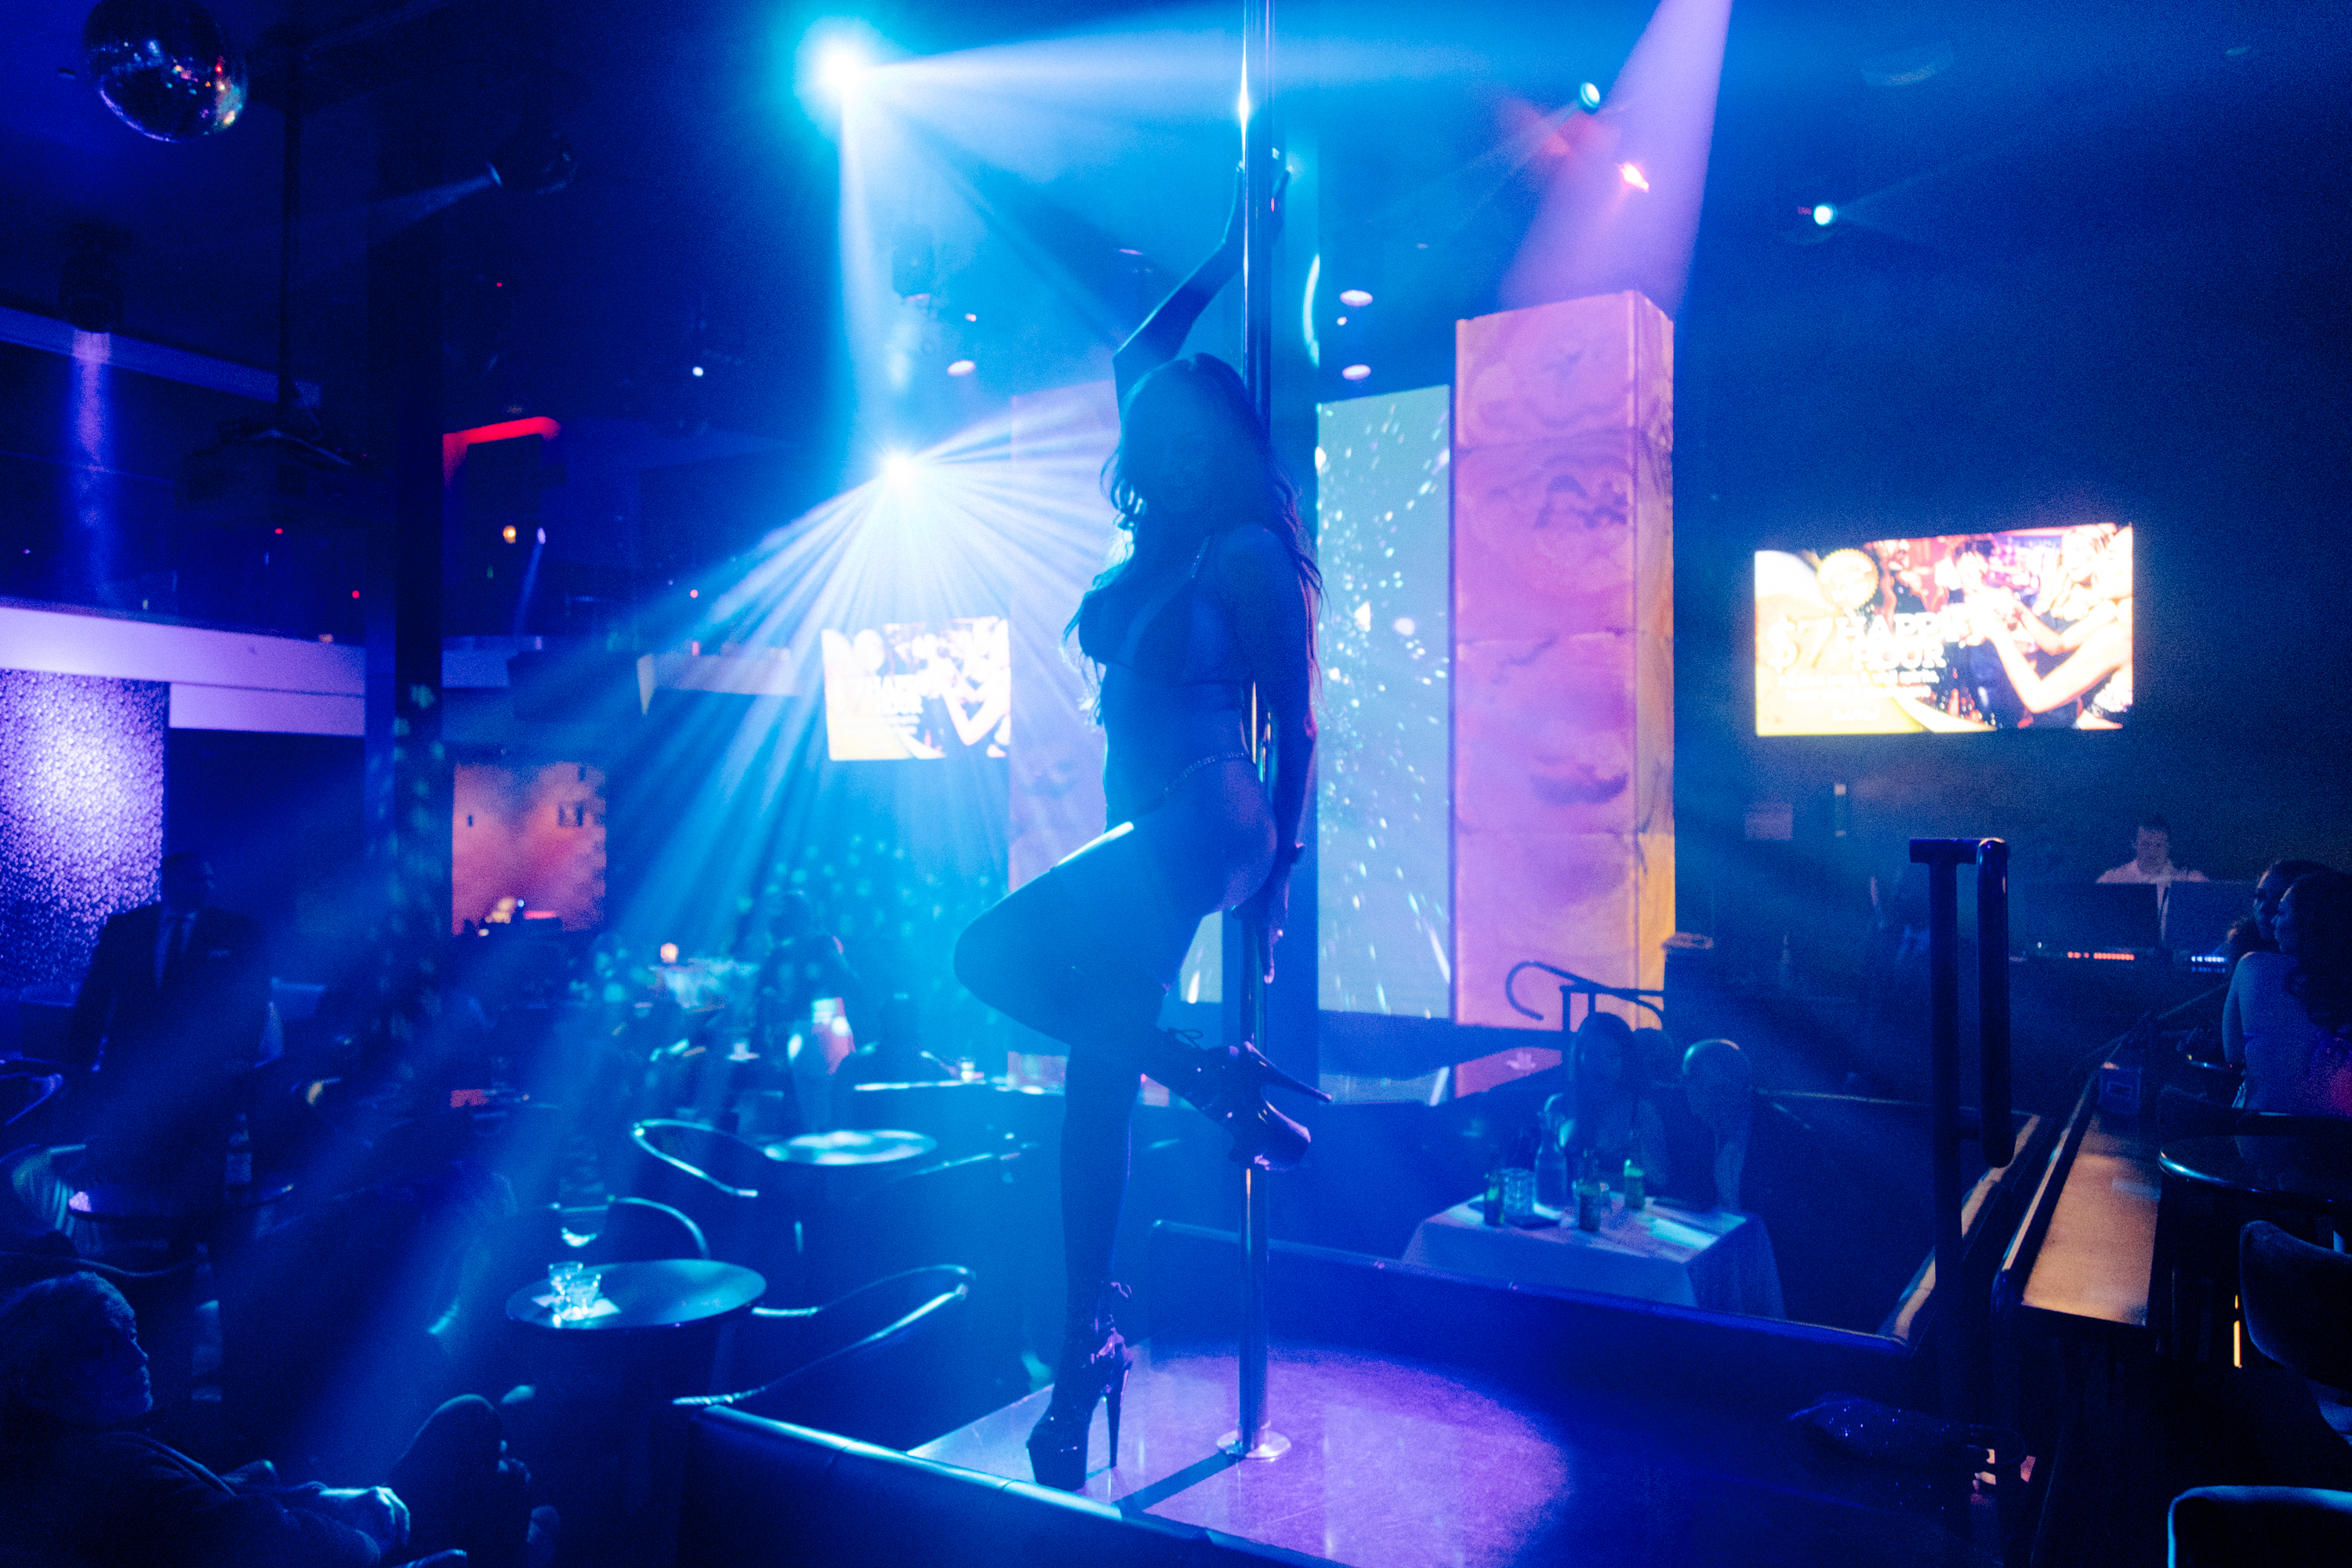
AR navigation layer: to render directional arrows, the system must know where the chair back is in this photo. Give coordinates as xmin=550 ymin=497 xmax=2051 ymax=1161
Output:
xmin=629 ymin=1120 xmax=797 ymax=1293
xmin=2242 ymin=1221 xmax=2352 ymax=1389
xmin=681 ymin=1265 xmax=974 ymax=1450
xmin=578 ymin=1196 xmax=708 ymax=1264
xmin=0 ymin=1070 xmax=63 ymax=1131
xmin=714 ymin=1265 xmax=972 ymax=1395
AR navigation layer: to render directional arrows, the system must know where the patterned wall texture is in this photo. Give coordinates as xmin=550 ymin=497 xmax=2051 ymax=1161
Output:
xmin=0 ymin=670 xmax=168 ymax=993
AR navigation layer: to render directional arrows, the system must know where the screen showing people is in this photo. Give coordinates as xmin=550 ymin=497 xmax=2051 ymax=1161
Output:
xmin=820 ymin=615 xmax=1011 ymax=761
xmin=1755 ymin=523 xmax=2132 ymax=735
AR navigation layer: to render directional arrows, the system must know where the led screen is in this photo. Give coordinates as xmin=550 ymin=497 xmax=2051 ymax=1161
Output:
xmin=1756 ymin=523 xmax=2133 ymax=735
xmin=1316 ymin=384 xmax=1453 ymax=1016
xmin=821 ymin=615 xmax=1011 ymax=761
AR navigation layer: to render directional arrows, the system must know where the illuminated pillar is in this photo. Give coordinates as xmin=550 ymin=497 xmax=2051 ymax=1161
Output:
xmin=1453 ymin=291 xmax=1673 ymax=1031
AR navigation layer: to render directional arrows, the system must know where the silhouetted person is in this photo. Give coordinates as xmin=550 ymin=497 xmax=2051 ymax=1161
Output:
xmin=0 ymin=1272 xmax=535 ymax=1567
xmin=66 ymin=853 xmax=268 ymax=1181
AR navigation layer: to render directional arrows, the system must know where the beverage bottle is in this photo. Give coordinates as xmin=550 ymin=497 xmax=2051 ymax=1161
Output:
xmin=1534 ymin=1123 xmax=1569 ymax=1212
xmin=1621 ymin=1153 xmax=1647 ymax=1212
xmin=1575 ymin=1151 xmax=1604 ymax=1233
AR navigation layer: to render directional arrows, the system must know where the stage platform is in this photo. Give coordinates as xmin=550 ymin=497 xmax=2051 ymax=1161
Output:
xmin=668 ymin=1224 xmax=2015 ymax=1568
xmin=894 ymin=1225 xmax=2006 ymax=1568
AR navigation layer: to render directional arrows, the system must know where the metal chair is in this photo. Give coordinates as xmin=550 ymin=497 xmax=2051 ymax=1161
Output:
xmin=628 ymin=1120 xmax=797 ymax=1294
xmin=2242 ymin=1220 xmax=2352 ymax=1433
xmin=680 ymin=1265 xmax=975 ymax=1450
xmin=576 ymin=1196 xmax=708 ymax=1265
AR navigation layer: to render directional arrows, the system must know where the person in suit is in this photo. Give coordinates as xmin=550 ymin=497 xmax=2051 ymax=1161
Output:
xmin=66 ymin=853 xmax=269 ymax=1179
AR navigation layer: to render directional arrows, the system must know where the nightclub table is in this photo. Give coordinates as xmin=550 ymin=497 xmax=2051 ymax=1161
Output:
xmin=1403 ymin=1195 xmax=1786 ymax=1317
xmin=508 ymin=1259 xmax=768 ymax=1565
xmin=764 ymin=1126 xmax=938 ymax=1206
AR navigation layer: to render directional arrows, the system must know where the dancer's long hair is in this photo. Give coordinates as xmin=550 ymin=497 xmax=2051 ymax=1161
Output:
xmin=1072 ymin=354 xmax=1320 ymax=661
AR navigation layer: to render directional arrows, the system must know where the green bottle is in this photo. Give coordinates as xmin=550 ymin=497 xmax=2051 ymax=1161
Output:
xmin=1574 ymin=1151 xmax=1604 ymax=1233
xmin=1621 ymin=1156 xmax=1646 ymax=1212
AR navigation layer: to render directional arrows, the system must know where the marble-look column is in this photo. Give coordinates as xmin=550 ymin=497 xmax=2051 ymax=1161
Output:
xmin=1453 ymin=292 xmax=1674 ymax=1032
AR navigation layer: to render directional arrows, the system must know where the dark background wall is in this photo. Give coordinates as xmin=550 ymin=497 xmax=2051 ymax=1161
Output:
xmin=1672 ymin=32 xmax=2352 ymax=991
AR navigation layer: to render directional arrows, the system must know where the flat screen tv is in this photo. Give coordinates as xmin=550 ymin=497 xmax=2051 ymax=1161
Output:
xmin=1756 ymin=523 xmax=2132 ymax=735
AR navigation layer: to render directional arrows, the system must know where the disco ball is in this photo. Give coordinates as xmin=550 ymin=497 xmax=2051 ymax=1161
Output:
xmin=82 ymin=0 xmax=247 ymax=142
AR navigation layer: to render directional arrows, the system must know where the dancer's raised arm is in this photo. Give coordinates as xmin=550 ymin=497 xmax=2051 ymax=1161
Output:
xmin=1112 ymin=169 xmax=1281 ymax=408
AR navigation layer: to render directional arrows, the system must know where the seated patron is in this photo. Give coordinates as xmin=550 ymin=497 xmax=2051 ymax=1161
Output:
xmin=1545 ymin=1012 xmax=1671 ymax=1192
xmin=2224 ymin=870 xmax=2352 ymax=1117
xmin=1658 ymin=1039 xmax=1759 ymax=1212
xmin=2216 ymin=858 xmax=2332 ymax=970
xmin=0 ymin=1273 xmax=539 ymax=1567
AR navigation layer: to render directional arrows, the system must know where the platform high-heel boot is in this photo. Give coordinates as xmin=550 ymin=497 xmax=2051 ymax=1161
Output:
xmin=1027 ymin=1283 xmax=1132 ymax=1490
xmin=1138 ymin=1030 xmax=1333 ymax=1171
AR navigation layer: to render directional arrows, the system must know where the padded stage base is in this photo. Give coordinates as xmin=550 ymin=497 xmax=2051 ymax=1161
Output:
xmin=916 ymin=1337 xmax=1990 ymax=1568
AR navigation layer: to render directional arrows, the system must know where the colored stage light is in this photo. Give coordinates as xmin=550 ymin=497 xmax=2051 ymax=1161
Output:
xmin=503 ymin=525 xmax=517 ymax=543
xmin=1338 ymin=289 xmax=1373 ymax=308
xmin=1812 ymin=203 xmax=1836 ymax=227
xmin=882 ymin=450 xmax=920 ymax=485
xmin=1341 ymin=364 xmax=1370 ymax=381
xmin=1579 ymin=82 xmax=1602 ymax=110
xmin=947 ymin=359 xmax=976 ymax=377
xmin=691 ymin=365 xmax=705 ymax=377
xmin=1619 ymin=162 xmax=1650 ymax=191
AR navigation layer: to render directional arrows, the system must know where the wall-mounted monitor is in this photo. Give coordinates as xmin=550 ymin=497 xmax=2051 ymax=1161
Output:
xmin=1756 ymin=523 xmax=2132 ymax=735
xmin=820 ymin=615 xmax=1010 ymax=761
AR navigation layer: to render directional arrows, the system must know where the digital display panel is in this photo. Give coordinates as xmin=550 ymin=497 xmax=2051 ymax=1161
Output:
xmin=820 ymin=615 xmax=1011 ymax=760
xmin=1756 ymin=523 xmax=2132 ymax=735
xmin=1316 ymin=385 xmax=1454 ymax=1017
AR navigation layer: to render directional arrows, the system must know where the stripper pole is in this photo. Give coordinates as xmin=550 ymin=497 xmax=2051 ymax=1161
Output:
xmin=1222 ymin=0 xmax=1288 ymax=1465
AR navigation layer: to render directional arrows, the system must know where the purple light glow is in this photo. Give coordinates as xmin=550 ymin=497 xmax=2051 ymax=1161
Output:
xmin=0 ymin=670 xmax=166 ymax=992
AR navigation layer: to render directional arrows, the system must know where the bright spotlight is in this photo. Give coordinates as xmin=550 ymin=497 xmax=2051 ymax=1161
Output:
xmin=1341 ymin=364 xmax=1370 ymax=382
xmin=946 ymin=359 xmax=976 ymax=378
xmin=1811 ymin=203 xmax=1837 ymax=227
xmin=1619 ymin=162 xmax=1650 ymax=191
xmin=1236 ymin=86 xmax=1250 ymax=129
xmin=1578 ymin=82 xmax=1602 ymax=110
xmin=1338 ymin=288 xmax=1373 ymax=308
xmin=691 ymin=365 xmax=705 ymax=377
xmin=818 ymin=38 xmax=870 ymax=96
xmin=882 ymin=450 xmax=920 ymax=485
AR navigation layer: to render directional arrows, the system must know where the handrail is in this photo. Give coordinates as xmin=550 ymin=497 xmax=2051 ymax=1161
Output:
xmin=1502 ymin=960 xmax=1667 ymax=1028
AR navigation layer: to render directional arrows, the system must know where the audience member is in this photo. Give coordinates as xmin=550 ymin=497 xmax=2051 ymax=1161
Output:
xmin=65 ymin=852 xmax=269 ymax=1181
xmin=1544 ymin=1012 xmax=1671 ymax=1191
xmin=1659 ymin=1040 xmax=1756 ymax=1211
xmin=2224 ymin=870 xmax=2352 ymax=1117
xmin=0 ymin=1272 xmax=538 ymax=1566
xmin=2096 ymin=815 xmax=2209 ymax=887
xmin=757 ymin=893 xmax=859 ymax=1133
xmin=2216 ymin=858 xmax=2333 ymax=969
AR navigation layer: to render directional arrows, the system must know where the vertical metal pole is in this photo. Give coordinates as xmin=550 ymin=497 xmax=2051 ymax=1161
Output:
xmin=1221 ymin=0 xmax=1288 ymax=1465
xmin=1976 ymin=840 xmax=2013 ymax=1168
xmin=1911 ymin=839 xmax=1973 ymax=1420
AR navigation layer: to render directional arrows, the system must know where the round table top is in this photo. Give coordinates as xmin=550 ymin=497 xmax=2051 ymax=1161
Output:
xmin=764 ymin=1128 xmax=937 ymax=1168
xmin=505 ymin=1258 xmax=766 ymax=1332
xmin=2160 ymin=1135 xmax=2352 ymax=1211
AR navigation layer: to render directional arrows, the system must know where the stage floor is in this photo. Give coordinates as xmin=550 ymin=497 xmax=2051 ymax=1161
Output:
xmin=916 ymin=1339 xmax=1987 ymax=1568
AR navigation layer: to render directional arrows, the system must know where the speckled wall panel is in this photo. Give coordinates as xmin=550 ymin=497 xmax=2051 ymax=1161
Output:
xmin=1454 ymin=292 xmax=1674 ymax=1033
xmin=0 ymin=670 xmax=167 ymax=993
